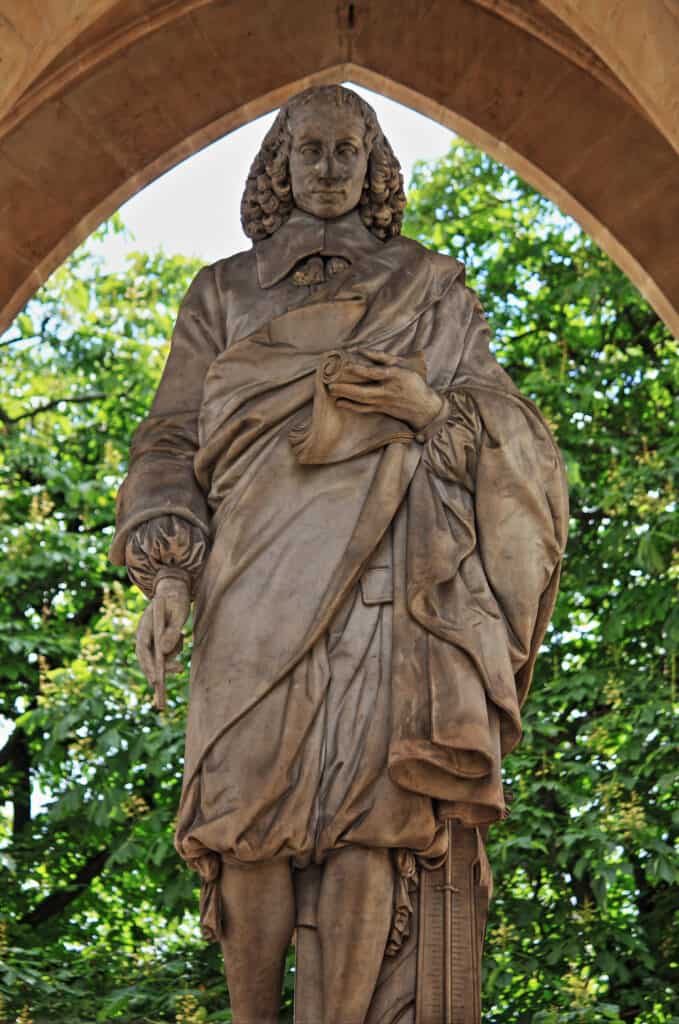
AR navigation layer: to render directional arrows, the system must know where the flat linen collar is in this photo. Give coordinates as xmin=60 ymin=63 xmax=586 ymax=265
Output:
xmin=255 ymin=208 xmax=383 ymax=289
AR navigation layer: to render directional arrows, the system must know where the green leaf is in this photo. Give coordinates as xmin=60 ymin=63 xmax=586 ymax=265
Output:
xmin=637 ymin=532 xmax=671 ymax=573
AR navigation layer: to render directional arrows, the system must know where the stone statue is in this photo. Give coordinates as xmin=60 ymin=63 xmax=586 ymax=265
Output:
xmin=110 ymin=85 xmax=568 ymax=1024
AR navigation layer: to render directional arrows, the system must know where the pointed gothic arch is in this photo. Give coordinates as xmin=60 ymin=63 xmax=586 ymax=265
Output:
xmin=1 ymin=0 xmax=677 ymax=335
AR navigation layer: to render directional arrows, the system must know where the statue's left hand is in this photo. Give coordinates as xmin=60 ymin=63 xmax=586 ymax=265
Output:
xmin=327 ymin=349 xmax=443 ymax=431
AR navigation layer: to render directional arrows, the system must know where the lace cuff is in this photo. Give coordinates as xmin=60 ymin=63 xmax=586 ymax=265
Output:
xmin=125 ymin=514 xmax=208 ymax=598
xmin=423 ymin=390 xmax=482 ymax=491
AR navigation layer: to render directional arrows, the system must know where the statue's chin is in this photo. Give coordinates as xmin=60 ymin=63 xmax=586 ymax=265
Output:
xmin=296 ymin=195 xmax=357 ymax=221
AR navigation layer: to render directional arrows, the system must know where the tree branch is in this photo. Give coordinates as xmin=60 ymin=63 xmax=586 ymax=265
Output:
xmin=11 ymin=729 xmax=31 ymax=835
xmin=0 ymin=314 xmax=55 ymax=349
xmin=20 ymin=779 xmax=159 ymax=927
xmin=0 ymin=331 xmax=24 ymax=348
xmin=21 ymin=846 xmax=111 ymax=927
xmin=0 ymin=728 xmax=20 ymax=768
xmin=0 ymin=728 xmax=34 ymax=832
xmin=8 ymin=392 xmax=105 ymax=425
xmin=505 ymin=326 xmax=551 ymax=344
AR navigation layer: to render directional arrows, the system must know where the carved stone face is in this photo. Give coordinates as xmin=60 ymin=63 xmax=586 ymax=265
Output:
xmin=288 ymin=98 xmax=369 ymax=220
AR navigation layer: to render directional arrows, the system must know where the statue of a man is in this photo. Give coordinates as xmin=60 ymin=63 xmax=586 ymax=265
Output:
xmin=111 ymin=86 xmax=568 ymax=1024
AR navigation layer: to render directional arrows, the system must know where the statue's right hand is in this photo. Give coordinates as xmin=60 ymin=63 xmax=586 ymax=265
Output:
xmin=135 ymin=575 xmax=191 ymax=689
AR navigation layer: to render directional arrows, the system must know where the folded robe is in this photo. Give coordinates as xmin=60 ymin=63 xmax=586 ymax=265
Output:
xmin=111 ymin=235 xmax=568 ymax=921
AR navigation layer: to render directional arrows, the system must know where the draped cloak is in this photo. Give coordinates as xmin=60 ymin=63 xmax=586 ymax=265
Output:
xmin=110 ymin=214 xmax=568 ymax=937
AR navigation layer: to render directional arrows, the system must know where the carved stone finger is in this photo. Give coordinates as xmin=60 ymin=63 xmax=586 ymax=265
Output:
xmin=161 ymin=626 xmax=184 ymax=655
xmin=136 ymin=604 xmax=157 ymax=685
xmin=328 ymin=382 xmax=384 ymax=402
xmin=152 ymin=595 xmax=167 ymax=688
xmin=335 ymin=399 xmax=378 ymax=414
xmin=339 ymin=363 xmax=390 ymax=382
xmin=167 ymin=635 xmax=183 ymax=658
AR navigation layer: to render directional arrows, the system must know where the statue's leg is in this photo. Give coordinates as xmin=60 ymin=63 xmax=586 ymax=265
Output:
xmin=218 ymin=857 xmax=295 ymax=1024
xmin=318 ymin=846 xmax=394 ymax=1024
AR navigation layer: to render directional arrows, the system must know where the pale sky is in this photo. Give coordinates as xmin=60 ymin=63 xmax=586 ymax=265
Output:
xmin=98 ymin=83 xmax=455 ymax=268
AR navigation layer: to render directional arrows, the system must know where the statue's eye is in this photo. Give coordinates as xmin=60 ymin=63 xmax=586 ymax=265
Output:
xmin=337 ymin=143 xmax=358 ymax=157
xmin=301 ymin=144 xmax=321 ymax=159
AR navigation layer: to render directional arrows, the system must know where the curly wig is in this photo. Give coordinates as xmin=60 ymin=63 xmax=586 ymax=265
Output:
xmin=240 ymin=85 xmax=406 ymax=242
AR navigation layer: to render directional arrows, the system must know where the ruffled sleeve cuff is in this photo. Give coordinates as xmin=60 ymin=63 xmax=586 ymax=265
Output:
xmin=422 ymin=390 xmax=482 ymax=492
xmin=125 ymin=514 xmax=208 ymax=599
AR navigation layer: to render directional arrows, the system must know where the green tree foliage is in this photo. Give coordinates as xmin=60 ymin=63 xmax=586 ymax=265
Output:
xmin=0 ymin=144 xmax=676 ymax=1023
xmin=0 ymin=220 xmax=237 ymax=1023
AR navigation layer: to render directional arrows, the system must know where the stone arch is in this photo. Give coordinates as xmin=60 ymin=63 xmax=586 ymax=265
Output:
xmin=1 ymin=0 xmax=678 ymax=336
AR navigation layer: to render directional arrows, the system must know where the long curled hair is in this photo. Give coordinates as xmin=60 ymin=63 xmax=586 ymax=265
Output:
xmin=240 ymin=86 xmax=406 ymax=242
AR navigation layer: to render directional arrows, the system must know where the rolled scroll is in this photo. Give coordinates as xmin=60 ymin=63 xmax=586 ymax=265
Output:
xmin=289 ymin=349 xmax=427 ymax=465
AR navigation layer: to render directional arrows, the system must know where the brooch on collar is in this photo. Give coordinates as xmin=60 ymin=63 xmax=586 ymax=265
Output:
xmin=291 ymin=255 xmax=351 ymax=287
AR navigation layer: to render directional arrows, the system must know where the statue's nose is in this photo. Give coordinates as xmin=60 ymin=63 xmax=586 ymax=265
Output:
xmin=318 ymin=151 xmax=339 ymax=179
